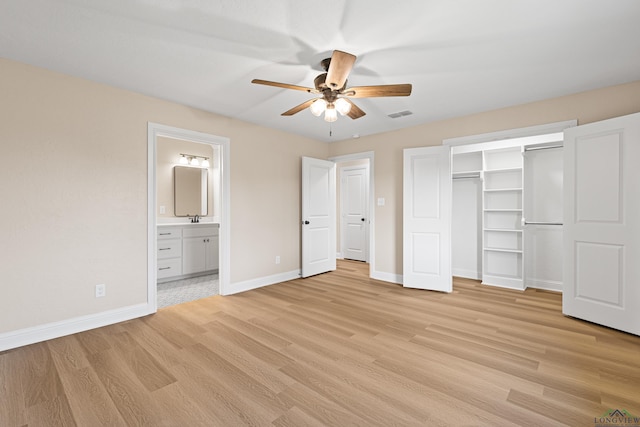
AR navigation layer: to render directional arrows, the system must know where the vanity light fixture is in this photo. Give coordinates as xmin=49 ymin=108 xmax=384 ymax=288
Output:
xmin=179 ymin=153 xmax=210 ymax=168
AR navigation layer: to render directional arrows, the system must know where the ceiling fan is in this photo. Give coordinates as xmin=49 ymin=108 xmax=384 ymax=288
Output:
xmin=251 ymin=50 xmax=412 ymax=122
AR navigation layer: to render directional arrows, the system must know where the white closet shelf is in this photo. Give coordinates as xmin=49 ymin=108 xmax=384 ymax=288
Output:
xmin=453 ymin=170 xmax=481 ymax=175
xmin=483 ymin=209 xmax=522 ymax=212
xmin=483 ymin=247 xmax=523 ymax=254
xmin=483 ymin=188 xmax=522 ymax=192
xmin=484 ymin=228 xmax=523 ymax=232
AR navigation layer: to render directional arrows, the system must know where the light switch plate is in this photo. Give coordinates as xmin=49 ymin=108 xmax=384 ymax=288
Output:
xmin=159 ymin=205 xmax=166 ymax=214
xmin=377 ymin=197 xmax=385 ymax=206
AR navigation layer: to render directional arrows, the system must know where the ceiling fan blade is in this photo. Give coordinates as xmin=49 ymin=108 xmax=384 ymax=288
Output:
xmin=345 ymin=99 xmax=366 ymax=120
xmin=344 ymin=84 xmax=412 ymax=98
xmin=282 ymin=99 xmax=316 ymax=116
xmin=325 ymin=50 xmax=356 ymax=90
xmin=251 ymin=79 xmax=317 ymax=93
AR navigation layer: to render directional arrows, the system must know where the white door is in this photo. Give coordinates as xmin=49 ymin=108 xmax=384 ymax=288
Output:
xmin=302 ymin=157 xmax=336 ymax=278
xmin=563 ymin=112 xmax=640 ymax=335
xmin=403 ymin=146 xmax=452 ymax=292
xmin=341 ymin=165 xmax=369 ymax=262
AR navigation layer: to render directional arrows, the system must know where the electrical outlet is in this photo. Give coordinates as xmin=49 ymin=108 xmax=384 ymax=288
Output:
xmin=275 ymin=256 xmax=280 ymax=264
xmin=95 ymin=284 xmax=106 ymax=298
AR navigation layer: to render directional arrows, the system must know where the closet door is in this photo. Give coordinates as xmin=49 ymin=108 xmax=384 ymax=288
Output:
xmin=563 ymin=112 xmax=640 ymax=335
xmin=403 ymin=146 xmax=452 ymax=292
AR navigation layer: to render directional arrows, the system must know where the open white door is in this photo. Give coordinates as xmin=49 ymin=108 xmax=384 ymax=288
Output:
xmin=302 ymin=157 xmax=336 ymax=278
xmin=403 ymin=146 xmax=452 ymax=292
xmin=563 ymin=112 xmax=640 ymax=335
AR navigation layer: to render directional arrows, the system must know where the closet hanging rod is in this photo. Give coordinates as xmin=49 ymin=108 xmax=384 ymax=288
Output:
xmin=524 ymin=221 xmax=563 ymax=226
xmin=452 ymin=173 xmax=481 ymax=180
xmin=524 ymin=144 xmax=563 ymax=152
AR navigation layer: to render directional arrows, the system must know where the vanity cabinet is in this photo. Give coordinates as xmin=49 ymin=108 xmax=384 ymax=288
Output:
xmin=157 ymin=224 xmax=219 ymax=282
xmin=182 ymin=226 xmax=219 ymax=275
xmin=157 ymin=227 xmax=183 ymax=279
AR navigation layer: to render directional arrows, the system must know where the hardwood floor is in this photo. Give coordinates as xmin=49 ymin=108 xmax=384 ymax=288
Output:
xmin=2 ymin=260 xmax=639 ymax=426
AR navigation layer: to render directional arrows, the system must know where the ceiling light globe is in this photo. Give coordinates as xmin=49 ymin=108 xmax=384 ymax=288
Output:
xmin=335 ymin=98 xmax=351 ymax=116
xmin=324 ymin=105 xmax=337 ymax=122
xmin=179 ymin=156 xmax=189 ymax=165
xmin=190 ymin=157 xmax=200 ymax=166
xmin=310 ymin=99 xmax=327 ymax=116
xmin=201 ymin=159 xmax=210 ymax=168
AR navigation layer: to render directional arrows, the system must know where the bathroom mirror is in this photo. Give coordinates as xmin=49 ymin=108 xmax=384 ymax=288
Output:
xmin=174 ymin=166 xmax=208 ymax=216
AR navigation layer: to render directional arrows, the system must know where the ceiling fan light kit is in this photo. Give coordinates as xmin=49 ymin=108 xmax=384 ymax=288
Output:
xmin=334 ymin=98 xmax=352 ymax=116
xmin=324 ymin=104 xmax=338 ymax=122
xmin=252 ymin=50 xmax=412 ymax=123
xmin=310 ymin=99 xmax=327 ymax=116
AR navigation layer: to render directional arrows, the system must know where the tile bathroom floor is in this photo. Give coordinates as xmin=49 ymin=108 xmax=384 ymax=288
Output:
xmin=157 ymin=274 xmax=219 ymax=308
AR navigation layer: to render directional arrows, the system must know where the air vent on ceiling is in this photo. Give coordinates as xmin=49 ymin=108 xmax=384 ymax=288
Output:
xmin=388 ymin=110 xmax=413 ymax=119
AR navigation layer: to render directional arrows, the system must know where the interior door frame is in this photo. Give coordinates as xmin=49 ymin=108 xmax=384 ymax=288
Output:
xmin=339 ymin=162 xmax=370 ymax=262
xmin=147 ymin=123 xmax=231 ymax=311
xmin=329 ymin=151 xmax=375 ymax=273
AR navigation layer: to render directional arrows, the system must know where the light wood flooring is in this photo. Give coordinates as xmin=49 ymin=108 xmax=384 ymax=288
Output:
xmin=1 ymin=260 xmax=639 ymax=426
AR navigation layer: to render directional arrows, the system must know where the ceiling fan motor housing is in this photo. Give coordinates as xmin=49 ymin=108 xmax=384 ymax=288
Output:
xmin=314 ymin=73 xmax=327 ymax=90
xmin=314 ymin=73 xmax=343 ymax=103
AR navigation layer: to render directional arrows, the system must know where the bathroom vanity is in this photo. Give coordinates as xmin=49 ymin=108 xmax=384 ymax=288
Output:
xmin=157 ymin=223 xmax=219 ymax=282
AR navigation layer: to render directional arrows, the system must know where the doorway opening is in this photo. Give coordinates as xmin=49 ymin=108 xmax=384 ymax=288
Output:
xmin=147 ymin=123 xmax=230 ymax=312
xmin=329 ymin=151 xmax=375 ymax=274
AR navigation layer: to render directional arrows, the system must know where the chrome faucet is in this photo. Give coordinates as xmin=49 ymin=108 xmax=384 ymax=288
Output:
xmin=191 ymin=215 xmax=200 ymax=223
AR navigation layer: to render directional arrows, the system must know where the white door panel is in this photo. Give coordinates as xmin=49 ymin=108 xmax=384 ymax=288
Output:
xmin=342 ymin=166 xmax=368 ymax=261
xmin=403 ymin=146 xmax=452 ymax=292
xmin=563 ymin=112 xmax=640 ymax=335
xmin=302 ymin=157 xmax=336 ymax=277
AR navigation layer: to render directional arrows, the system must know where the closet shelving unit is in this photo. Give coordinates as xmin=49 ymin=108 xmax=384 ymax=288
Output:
xmin=481 ymin=147 xmax=524 ymax=289
xmin=452 ymin=151 xmax=482 ymax=178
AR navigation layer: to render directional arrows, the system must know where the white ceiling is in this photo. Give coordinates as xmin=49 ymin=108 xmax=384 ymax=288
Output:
xmin=1 ymin=0 xmax=639 ymax=142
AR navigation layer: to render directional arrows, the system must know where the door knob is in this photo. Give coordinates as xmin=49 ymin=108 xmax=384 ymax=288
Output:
xmin=361 ymin=218 xmax=365 ymax=222
xmin=303 ymin=220 xmax=310 ymax=225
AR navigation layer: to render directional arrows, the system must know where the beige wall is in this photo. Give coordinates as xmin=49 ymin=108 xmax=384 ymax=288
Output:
xmin=328 ymin=80 xmax=640 ymax=276
xmin=0 ymin=58 xmax=327 ymax=333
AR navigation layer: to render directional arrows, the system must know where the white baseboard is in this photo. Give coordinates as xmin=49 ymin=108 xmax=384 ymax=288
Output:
xmin=526 ymin=279 xmax=563 ymax=292
xmin=371 ymin=270 xmax=403 ymax=285
xmin=224 ymin=269 xmax=301 ymax=295
xmin=336 ymin=252 xmax=344 ymax=259
xmin=452 ymin=268 xmax=482 ymax=280
xmin=0 ymin=303 xmax=153 ymax=352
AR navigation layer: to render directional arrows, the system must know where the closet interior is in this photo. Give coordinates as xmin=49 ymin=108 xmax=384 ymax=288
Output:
xmin=451 ymin=134 xmax=564 ymax=291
